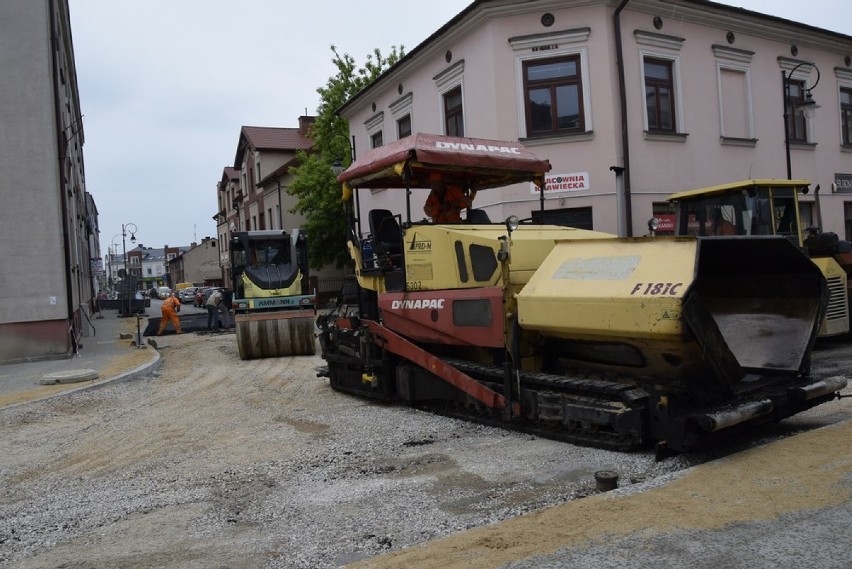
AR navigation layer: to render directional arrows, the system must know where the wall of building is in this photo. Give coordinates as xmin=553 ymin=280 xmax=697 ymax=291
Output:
xmin=338 ymin=0 xmax=852 ymax=239
xmin=0 ymin=0 xmax=90 ymax=362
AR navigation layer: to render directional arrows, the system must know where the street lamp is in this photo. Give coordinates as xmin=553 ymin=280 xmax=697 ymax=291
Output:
xmin=121 ymin=222 xmax=137 ymax=316
xmin=108 ymin=234 xmax=121 ymax=289
xmin=329 ymin=133 xmax=359 ymax=234
xmin=782 ymin=62 xmax=821 ymax=179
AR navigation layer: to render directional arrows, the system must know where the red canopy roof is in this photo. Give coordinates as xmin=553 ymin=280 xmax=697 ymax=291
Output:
xmin=338 ymin=133 xmax=551 ymax=192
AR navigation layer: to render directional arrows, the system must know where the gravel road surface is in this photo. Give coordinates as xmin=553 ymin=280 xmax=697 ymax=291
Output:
xmin=1 ymin=329 xmax=850 ymax=569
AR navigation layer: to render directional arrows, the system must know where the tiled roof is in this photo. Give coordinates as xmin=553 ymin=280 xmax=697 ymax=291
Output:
xmin=241 ymin=126 xmax=313 ymax=151
xmin=222 ymin=166 xmax=239 ymax=180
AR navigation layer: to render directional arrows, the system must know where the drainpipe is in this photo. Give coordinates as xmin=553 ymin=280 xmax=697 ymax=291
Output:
xmin=614 ymin=0 xmax=633 ymax=237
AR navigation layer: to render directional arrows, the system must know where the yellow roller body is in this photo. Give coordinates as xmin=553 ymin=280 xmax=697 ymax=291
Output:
xmin=235 ymin=310 xmax=316 ymax=360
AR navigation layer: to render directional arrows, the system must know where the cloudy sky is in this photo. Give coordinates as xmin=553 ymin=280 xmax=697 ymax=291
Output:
xmin=69 ymin=0 xmax=850 ymax=251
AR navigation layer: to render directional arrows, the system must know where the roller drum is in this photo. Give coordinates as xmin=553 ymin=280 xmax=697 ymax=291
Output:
xmin=235 ymin=311 xmax=316 ymax=360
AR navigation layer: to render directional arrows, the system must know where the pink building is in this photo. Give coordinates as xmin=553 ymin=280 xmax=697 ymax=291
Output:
xmin=338 ymin=0 xmax=852 ymax=238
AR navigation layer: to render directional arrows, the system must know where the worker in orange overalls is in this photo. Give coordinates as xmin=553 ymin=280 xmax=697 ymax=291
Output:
xmin=157 ymin=290 xmax=183 ymax=335
xmin=423 ymin=174 xmax=475 ymax=223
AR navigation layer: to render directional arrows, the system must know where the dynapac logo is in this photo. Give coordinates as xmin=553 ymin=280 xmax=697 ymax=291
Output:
xmin=408 ymin=232 xmax=431 ymax=251
xmin=436 ymin=141 xmax=521 ymax=154
xmin=391 ymin=298 xmax=446 ymax=310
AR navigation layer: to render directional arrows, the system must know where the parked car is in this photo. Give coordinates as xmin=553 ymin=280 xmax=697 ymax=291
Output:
xmin=179 ymin=287 xmax=198 ymax=304
xmin=157 ymin=286 xmax=172 ymax=299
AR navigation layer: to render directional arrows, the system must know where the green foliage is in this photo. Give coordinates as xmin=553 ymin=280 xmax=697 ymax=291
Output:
xmin=290 ymin=45 xmax=405 ymax=269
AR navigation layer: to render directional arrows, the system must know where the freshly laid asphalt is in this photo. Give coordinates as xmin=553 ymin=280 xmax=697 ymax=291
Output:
xmin=1 ymin=303 xmax=850 ymax=569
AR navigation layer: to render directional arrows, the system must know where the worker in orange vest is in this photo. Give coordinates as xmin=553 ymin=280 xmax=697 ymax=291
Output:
xmin=157 ymin=291 xmax=183 ymax=335
xmin=423 ymin=174 xmax=475 ymax=223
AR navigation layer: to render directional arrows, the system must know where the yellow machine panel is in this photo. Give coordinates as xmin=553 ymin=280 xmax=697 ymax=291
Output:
xmin=518 ymin=238 xmax=695 ymax=340
xmin=400 ymin=224 xmax=614 ymax=292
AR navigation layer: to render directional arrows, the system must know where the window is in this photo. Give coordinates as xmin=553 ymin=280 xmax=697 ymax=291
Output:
xmin=443 ymin=86 xmax=464 ymax=136
xmin=267 ymin=208 xmax=273 ymax=229
xmin=841 ymin=87 xmax=852 ymax=146
xmin=718 ymin=67 xmax=751 ymax=140
xmin=644 ymin=58 xmax=675 ymax=132
xmin=523 ymin=55 xmax=584 ymax=135
xmin=785 ymin=80 xmax=808 ymax=142
xmin=397 ymin=114 xmax=412 ymax=139
xmin=371 ymin=131 xmax=383 ymax=148
xmin=846 ymin=203 xmax=852 ymax=242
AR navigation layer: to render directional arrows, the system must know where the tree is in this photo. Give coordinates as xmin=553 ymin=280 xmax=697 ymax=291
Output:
xmin=289 ymin=45 xmax=404 ymax=269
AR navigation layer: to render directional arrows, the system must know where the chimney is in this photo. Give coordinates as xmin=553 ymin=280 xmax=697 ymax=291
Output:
xmin=298 ymin=115 xmax=315 ymax=136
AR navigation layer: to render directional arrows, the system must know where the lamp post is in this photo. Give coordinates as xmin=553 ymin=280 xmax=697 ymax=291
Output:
xmin=782 ymin=62 xmax=820 ymax=179
xmin=121 ymin=222 xmax=137 ymax=316
xmin=108 ymin=235 xmax=121 ymax=290
xmin=330 ymin=133 xmax=358 ymax=235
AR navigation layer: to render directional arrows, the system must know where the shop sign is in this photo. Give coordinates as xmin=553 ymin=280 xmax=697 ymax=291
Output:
xmin=531 ymin=172 xmax=590 ymax=194
xmin=834 ymin=173 xmax=852 ymax=193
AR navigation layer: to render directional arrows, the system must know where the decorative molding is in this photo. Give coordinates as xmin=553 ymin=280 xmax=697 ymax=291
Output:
xmin=634 ymin=30 xmax=685 ymax=52
xmin=643 ymin=131 xmax=689 ymax=142
xmin=508 ymin=27 xmax=591 ymax=51
xmin=720 ymin=136 xmax=758 ymax=147
xmin=389 ymin=92 xmax=413 ymax=118
xmin=835 ymin=67 xmax=852 ymax=82
xmin=433 ymin=60 xmax=465 ymax=91
xmin=711 ymin=45 xmax=754 ymax=64
xmin=363 ymin=111 xmax=384 ymax=134
xmin=519 ymin=131 xmax=595 ymax=146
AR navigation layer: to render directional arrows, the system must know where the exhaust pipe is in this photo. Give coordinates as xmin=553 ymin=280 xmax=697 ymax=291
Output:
xmin=789 ymin=376 xmax=847 ymax=401
xmin=692 ymin=399 xmax=774 ymax=432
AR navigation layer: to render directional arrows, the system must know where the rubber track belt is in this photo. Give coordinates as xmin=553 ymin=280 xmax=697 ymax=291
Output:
xmin=362 ymin=319 xmax=522 ymax=416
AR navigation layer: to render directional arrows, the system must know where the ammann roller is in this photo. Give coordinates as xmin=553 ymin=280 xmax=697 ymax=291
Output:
xmin=230 ymin=230 xmax=316 ymax=359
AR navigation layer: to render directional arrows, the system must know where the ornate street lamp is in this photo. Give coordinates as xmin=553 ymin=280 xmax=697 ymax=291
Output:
xmin=121 ymin=222 xmax=137 ymax=316
xmin=782 ymin=62 xmax=820 ymax=179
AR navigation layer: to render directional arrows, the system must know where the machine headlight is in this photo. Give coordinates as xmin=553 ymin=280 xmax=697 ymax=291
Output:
xmin=505 ymin=215 xmax=520 ymax=233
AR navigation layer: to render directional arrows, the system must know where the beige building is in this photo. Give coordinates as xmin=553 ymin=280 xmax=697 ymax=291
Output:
xmin=0 ymin=0 xmax=98 ymax=362
xmin=338 ymin=0 xmax=852 ymax=239
xmin=167 ymin=238 xmax=221 ymax=288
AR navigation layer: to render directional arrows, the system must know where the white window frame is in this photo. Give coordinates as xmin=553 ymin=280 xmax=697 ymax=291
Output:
xmin=510 ymin=28 xmax=592 ymax=139
xmin=364 ymin=110 xmax=384 ymax=144
xmin=639 ymin=51 xmax=684 ymax=133
xmin=636 ymin=31 xmax=685 ymax=135
xmin=390 ymin=92 xmax=413 ymax=140
xmin=835 ymin=67 xmax=852 ymax=148
xmin=434 ymin=60 xmax=465 ymax=136
xmin=716 ymin=64 xmax=754 ymax=141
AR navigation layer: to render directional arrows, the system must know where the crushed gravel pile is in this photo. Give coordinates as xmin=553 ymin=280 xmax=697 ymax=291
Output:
xmin=1 ymin=332 xmax=848 ymax=569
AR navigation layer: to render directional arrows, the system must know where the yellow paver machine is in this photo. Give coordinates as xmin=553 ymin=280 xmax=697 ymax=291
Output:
xmin=316 ymin=134 xmax=846 ymax=453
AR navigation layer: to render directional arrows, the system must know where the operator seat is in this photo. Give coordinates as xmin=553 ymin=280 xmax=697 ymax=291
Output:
xmin=467 ymin=209 xmax=491 ymax=223
xmin=368 ymin=209 xmax=402 ymax=266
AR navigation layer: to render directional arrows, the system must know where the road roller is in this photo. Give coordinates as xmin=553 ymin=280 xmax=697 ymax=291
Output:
xmin=230 ymin=229 xmax=316 ymax=359
xmin=316 ymin=133 xmax=847 ymax=452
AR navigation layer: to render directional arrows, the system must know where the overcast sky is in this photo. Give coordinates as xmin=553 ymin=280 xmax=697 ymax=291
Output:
xmin=69 ymin=0 xmax=850 ymax=251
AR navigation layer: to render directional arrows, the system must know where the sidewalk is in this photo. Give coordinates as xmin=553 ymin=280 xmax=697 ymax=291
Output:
xmin=0 ymin=308 xmax=161 ymax=409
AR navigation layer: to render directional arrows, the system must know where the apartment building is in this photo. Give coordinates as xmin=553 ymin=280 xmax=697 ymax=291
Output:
xmin=0 ymin=0 xmax=97 ymax=362
xmin=337 ymin=0 xmax=852 ymax=239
